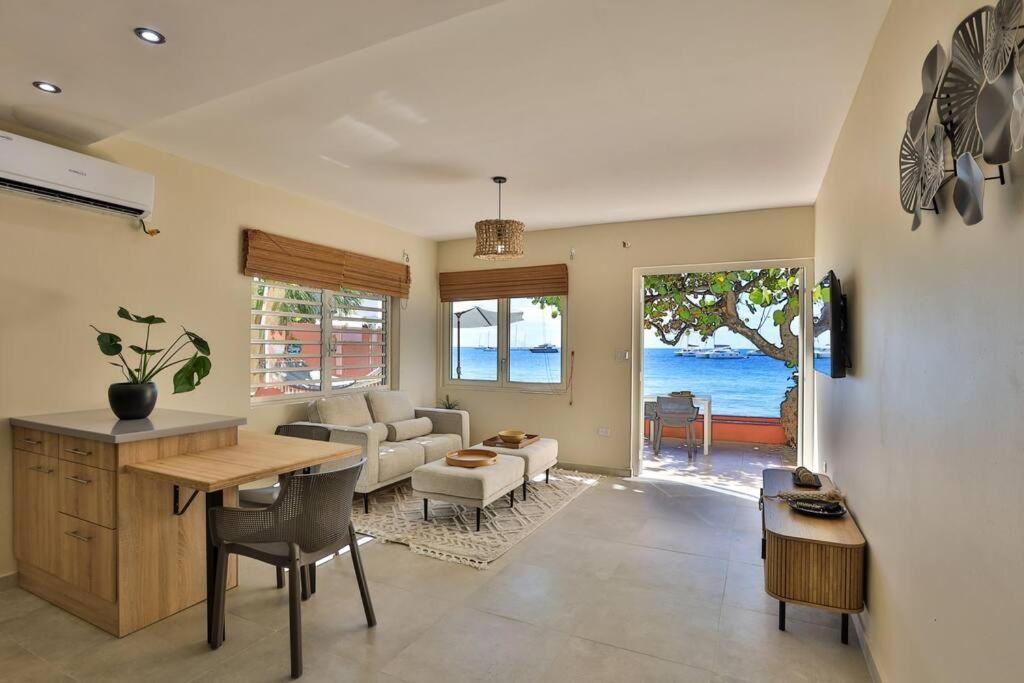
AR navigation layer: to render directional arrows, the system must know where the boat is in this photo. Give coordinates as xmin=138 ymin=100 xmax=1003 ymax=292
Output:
xmin=701 ymin=344 xmax=745 ymax=359
xmin=529 ymin=343 xmax=559 ymax=353
xmin=814 ymin=347 xmax=831 ymax=359
xmin=477 ymin=346 xmax=497 ymax=352
xmin=674 ymin=341 xmax=704 ymax=357
xmin=747 ymin=349 xmax=764 ymax=356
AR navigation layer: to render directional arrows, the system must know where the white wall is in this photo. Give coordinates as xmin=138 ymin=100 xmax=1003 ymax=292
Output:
xmin=0 ymin=126 xmax=437 ymax=578
xmin=814 ymin=1 xmax=1024 ymax=680
xmin=437 ymin=207 xmax=815 ymax=472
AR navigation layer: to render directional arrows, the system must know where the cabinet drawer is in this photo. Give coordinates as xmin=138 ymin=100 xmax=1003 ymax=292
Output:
xmin=60 ymin=435 xmax=117 ymax=471
xmin=13 ymin=427 xmax=58 ymax=457
xmin=59 ymin=514 xmax=116 ymax=603
xmin=59 ymin=461 xmax=116 ymax=529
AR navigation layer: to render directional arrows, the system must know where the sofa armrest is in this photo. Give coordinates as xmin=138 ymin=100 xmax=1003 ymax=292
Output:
xmin=285 ymin=421 xmax=380 ymax=488
xmin=414 ymin=408 xmax=470 ymax=448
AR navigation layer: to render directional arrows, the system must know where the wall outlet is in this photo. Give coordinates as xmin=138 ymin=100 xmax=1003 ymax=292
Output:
xmin=615 ymin=349 xmax=630 ymax=361
xmin=597 ymin=427 xmax=611 ymax=437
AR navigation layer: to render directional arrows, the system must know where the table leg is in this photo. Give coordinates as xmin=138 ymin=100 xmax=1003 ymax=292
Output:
xmin=703 ymin=401 xmax=712 ymax=455
xmin=841 ymin=613 xmax=849 ymax=644
xmin=778 ymin=601 xmax=786 ymax=631
xmin=206 ymin=489 xmax=224 ymax=646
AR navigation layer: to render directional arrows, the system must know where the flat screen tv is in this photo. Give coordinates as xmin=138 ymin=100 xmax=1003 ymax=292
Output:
xmin=812 ymin=270 xmax=851 ymax=378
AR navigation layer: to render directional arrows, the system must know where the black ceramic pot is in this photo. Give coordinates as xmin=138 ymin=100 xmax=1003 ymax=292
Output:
xmin=108 ymin=382 xmax=158 ymax=420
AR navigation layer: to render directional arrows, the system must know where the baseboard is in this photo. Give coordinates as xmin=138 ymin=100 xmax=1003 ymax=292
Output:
xmin=853 ymin=613 xmax=883 ymax=683
xmin=0 ymin=571 xmax=16 ymax=590
xmin=558 ymin=461 xmax=631 ymax=478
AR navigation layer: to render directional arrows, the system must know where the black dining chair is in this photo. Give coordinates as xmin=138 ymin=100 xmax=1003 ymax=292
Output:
xmin=239 ymin=424 xmax=332 ymax=595
xmin=208 ymin=458 xmax=375 ymax=678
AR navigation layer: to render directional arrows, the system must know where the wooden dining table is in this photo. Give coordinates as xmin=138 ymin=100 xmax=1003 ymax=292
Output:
xmin=125 ymin=429 xmax=361 ymax=646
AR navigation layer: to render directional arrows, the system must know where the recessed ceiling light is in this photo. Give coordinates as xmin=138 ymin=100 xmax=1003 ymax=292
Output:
xmin=134 ymin=27 xmax=166 ymax=44
xmin=32 ymin=81 xmax=61 ymax=94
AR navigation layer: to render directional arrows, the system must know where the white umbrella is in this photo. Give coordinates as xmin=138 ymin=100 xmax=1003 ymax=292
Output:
xmin=453 ymin=306 xmax=524 ymax=378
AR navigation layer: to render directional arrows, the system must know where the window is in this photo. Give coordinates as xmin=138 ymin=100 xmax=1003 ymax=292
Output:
xmin=444 ymin=295 xmax=566 ymax=390
xmin=251 ymin=277 xmax=389 ymax=401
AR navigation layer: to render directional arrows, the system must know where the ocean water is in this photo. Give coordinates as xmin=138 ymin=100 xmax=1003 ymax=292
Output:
xmin=643 ymin=348 xmax=795 ymax=417
xmin=451 ymin=347 xmax=795 ymax=417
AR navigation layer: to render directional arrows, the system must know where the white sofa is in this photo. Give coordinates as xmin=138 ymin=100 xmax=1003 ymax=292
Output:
xmin=293 ymin=390 xmax=469 ymax=511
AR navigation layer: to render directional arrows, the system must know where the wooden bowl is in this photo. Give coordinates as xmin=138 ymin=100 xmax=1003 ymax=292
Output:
xmin=498 ymin=430 xmax=526 ymax=444
xmin=445 ymin=449 xmax=498 ymax=468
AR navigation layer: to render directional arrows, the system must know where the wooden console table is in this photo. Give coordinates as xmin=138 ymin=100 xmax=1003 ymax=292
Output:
xmin=760 ymin=468 xmax=865 ymax=643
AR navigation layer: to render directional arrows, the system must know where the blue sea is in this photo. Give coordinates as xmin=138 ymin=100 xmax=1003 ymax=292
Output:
xmin=452 ymin=347 xmax=795 ymax=417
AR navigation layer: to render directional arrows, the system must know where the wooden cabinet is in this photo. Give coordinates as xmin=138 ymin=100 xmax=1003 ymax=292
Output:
xmin=10 ymin=410 xmax=245 ymax=637
xmin=13 ymin=450 xmax=61 ymax=576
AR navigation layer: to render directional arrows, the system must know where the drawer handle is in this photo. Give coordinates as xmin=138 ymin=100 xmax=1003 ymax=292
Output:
xmin=28 ymin=465 xmax=54 ymax=474
xmin=65 ymin=448 xmax=93 ymax=457
xmin=64 ymin=530 xmax=91 ymax=543
xmin=20 ymin=438 xmax=43 ymax=446
xmin=65 ymin=475 xmax=92 ymax=485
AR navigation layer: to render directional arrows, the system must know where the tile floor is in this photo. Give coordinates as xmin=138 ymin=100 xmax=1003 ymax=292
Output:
xmin=0 ymin=443 xmax=869 ymax=682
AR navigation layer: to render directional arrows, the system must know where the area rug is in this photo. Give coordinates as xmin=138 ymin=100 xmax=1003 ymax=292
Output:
xmin=353 ymin=469 xmax=599 ymax=569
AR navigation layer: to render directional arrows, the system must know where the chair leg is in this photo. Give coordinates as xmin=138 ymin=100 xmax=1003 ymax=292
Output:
xmin=309 ymin=563 xmax=317 ymax=595
xmin=300 ymin=565 xmax=311 ymax=601
xmin=276 ymin=567 xmax=285 ymax=589
xmin=363 ymin=492 xmax=369 ymax=514
xmin=210 ymin=543 xmax=228 ymax=650
xmin=348 ymin=523 xmax=376 ymax=627
xmin=288 ymin=553 xmax=303 ymax=678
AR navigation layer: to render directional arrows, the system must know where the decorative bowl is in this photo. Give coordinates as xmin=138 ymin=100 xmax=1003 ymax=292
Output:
xmin=498 ymin=430 xmax=526 ymax=444
xmin=445 ymin=449 xmax=498 ymax=468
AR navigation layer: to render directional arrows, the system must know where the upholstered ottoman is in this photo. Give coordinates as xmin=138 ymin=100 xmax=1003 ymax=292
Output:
xmin=474 ymin=438 xmax=558 ymax=499
xmin=412 ymin=454 xmax=525 ymax=531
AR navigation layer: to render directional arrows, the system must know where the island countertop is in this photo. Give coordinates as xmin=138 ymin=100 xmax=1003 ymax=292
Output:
xmin=9 ymin=408 xmax=246 ymax=443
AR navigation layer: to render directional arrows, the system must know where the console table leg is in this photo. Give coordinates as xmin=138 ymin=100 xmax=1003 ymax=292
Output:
xmin=778 ymin=601 xmax=786 ymax=631
xmin=841 ymin=613 xmax=849 ymax=644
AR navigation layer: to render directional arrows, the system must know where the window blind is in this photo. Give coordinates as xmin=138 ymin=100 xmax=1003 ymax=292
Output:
xmin=438 ymin=264 xmax=568 ymax=302
xmin=243 ymin=228 xmax=411 ymax=298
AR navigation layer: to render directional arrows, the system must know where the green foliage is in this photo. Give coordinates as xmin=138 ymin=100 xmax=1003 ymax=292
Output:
xmin=439 ymin=394 xmax=460 ymax=410
xmin=91 ymin=307 xmax=212 ymax=393
xmin=530 ymin=296 xmax=564 ymax=318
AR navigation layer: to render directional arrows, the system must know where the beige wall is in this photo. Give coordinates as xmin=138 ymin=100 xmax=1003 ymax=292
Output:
xmin=815 ymin=1 xmax=1024 ymax=680
xmin=0 ymin=127 xmax=438 ymax=578
xmin=437 ymin=207 xmax=814 ymax=472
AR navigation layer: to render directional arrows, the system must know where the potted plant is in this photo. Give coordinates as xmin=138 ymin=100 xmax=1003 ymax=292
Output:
xmin=91 ymin=307 xmax=212 ymax=420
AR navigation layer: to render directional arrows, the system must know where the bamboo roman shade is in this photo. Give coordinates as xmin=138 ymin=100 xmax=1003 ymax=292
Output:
xmin=242 ymin=228 xmax=411 ymax=298
xmin=438 ymin=263 xmax=568 ymax=302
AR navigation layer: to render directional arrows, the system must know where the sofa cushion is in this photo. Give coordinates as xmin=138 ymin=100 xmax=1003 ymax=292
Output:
xmin=412 ymin=454 xmax=524 ymax=502
xmin=310 ymin=394 xmax=372 ymax=427
xmin=387 ymin=417 xmax=433 ymax=442
xmin=366 ymin=390 xmax=416 ymax=423
xmin=368 ymin=422 xmax=388 ymax=443
xmin=411 ymin=433 xmax=462 ymax=463
xmin=378 ymin=441 xmax=425 ymax=482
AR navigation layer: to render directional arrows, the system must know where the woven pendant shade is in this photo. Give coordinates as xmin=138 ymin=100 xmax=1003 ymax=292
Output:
xmin=473 ymin=219 xmax=525 ymax=260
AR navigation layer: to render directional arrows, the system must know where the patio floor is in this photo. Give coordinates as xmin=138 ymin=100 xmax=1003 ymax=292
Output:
xmin=640 ymin=439 xmax=797 ymax=500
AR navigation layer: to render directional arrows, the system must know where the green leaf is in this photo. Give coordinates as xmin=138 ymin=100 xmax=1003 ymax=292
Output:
xmin=772 ymin=310 xmax=786 ymax=326
xmin=749 ymin=289 xmax=764 ymax=305
xmin=185 ymin=331 xmax=211 ymax=356
xmin=172 ymin=354 xmax=213 ymax=394
xmin=129 ymin=345 xmax=162 ymax=355
xmin=117 ymin=307 xmax=165 ymax=324
xmin=92 ymin=328 xmax=123 ymax=356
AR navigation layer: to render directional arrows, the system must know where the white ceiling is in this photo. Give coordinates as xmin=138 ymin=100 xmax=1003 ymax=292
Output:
xmin=1 ymin=0 xmax=889 ymax=239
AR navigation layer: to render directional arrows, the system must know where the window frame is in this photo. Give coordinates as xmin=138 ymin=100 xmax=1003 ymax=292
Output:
xmin=250 ymin=277 xmax=394 ymax=405
xmin=442 ymin=295 xmax=568 ymax=392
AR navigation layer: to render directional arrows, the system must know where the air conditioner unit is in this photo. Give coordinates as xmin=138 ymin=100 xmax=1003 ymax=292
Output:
xmin=0 ymin=129 xmax=154 ymax=219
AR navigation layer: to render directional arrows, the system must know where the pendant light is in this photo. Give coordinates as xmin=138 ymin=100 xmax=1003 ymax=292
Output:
xmin=474 ymin=176 xmax=525 ymax=260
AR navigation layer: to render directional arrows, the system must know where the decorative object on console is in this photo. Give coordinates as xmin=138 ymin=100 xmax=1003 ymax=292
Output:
xmin=473 ymin=176 xmax=525 ymax=260
xmin=91 ymin=307 xmax=212 ymax=419
xmin=901 ymin=1 xmax=1022 ymax=229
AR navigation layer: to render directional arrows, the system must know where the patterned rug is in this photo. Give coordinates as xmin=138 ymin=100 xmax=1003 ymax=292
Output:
xmin=353 ymin=469 xmax=599 ymax=569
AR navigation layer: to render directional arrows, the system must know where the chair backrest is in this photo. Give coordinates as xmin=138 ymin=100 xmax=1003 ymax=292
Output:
xmin=275 ymin=424 xmax=332 ymax=441
xmin=214 ymin=458 xmax=365 ymax=554
xmin=656 ymin=395 xmax=697 ymax=427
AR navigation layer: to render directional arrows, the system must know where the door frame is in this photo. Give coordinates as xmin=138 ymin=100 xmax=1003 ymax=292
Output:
xmin=630 ymin=258 xmax=816 ymax=476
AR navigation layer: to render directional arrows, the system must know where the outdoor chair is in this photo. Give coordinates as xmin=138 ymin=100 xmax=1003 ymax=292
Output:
xmin=654 ymin=394 xmax=699 ymax=459
xmin=239 ymin=423 xmax=332 ymax=595
xmin=208 ymin=459 xmax=376 ymax=679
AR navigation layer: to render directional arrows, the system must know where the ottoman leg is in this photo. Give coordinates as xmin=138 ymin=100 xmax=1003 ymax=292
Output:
xmin=476 ymin=507 xmax=481 ymax=532
xmin=523 ymin=481 xmax=527 ymax=500
xmin=545 ymin=468 xmax=550 ymax=484
xmin=423 ymin=498 xmax=429 ymax=521
xmin=509 ymin=489 xmax=515 ymax=508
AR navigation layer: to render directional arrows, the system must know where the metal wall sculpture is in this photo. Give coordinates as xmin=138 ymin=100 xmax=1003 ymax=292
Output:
xmin=901 ymin=0 xmax=1023 ymax=229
